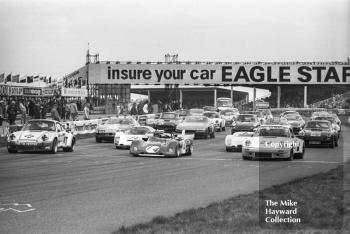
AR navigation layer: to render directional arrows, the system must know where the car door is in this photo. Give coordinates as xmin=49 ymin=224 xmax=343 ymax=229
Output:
xmin=56 ymin=123 xmax=65 ymax=146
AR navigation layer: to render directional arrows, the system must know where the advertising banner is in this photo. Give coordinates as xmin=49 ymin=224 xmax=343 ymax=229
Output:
xmin=23 ymin=87 xmax=42 ymax=96
xmin=87 ymin=63 xmax=350 ymax=85
xmin=61 ymin=87 xmax=88 ymax=97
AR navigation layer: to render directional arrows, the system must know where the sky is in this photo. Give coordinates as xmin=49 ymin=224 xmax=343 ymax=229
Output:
xmin=0 ymin=0 xmax=349 ymax=79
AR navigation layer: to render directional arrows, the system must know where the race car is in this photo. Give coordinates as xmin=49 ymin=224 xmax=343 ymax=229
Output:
xmin=313 ymin=116 xmax=341 ymax=134
xmin=264 ymin=117 xmax=290 ymax=127
xmin=280 ymin=110 xmax=301 ymax=118
xmin=310 ymin=111 xmax=329 ymax=120
xmin=244 ymin=111 xmax=266 ymax=125
xmin=225 ymin=131 xmax=254 ymax=152
xmin=242 ymin=125 xmax=305 ymax=160
xmin=203 ymin=106 xmax=218 ymax=112
xmin=299 ymin=120 xmax=338 ymax=148
xmin=153 ymin=112 xmax=182 ymax=132
xmin=188 ymin=108 xmax=205 ymax=116
xmin=114 ymin=126 xmax=155 ymax=149
xmin=129 ymin=131 xmax=194 ymax=157
xmin=256 ymin=109 xmax=273 ymax=120
xmin=203 ymin=111 xmax=226 ymax=131
xmin=283 ymin=113 xmax=305 ymax=135
xmin=176 ymin=115 xmax=215 ymax=139
xmin=219 ymin=108 xmax=239 ymax=126
xmin=95 ymin=116 xmax=140 ymax=142
xmin=231 ymin=114 xmax=260 ymax=134
xmin=7 ymin=119 xmax=76 ymax=154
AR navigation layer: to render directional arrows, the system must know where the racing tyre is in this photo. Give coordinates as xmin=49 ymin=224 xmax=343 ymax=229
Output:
xmin=222 ymin=126 xmax=226 ymax=131
xmin=296 ymin=144 xmax=305 ymax=159
xmin=175 ymin=145 xmax=181 ymax=157
xmin=287 ymin=149 xmax=294 ymax=161
xmin=186 ymin=145 xmax=193 ymax=156
xmin=305 ymin=141 xmax=309 ymax=148
xmin=8 ymin=148 xmax=17 ymax=153
xmin=96 ymin=137 xmax=102 ymax=143
xmin=226 ymin=147 xmax=232 ymax=152
xmin=50 ymin=139 xmax=58 ymax=154
xmin=66 ymin=138 xmax=75 ymax=152
xmin=335 ymin=138 xmax=338 ymax=147
xmin=329 ymin=138 xmax=335 ymax=148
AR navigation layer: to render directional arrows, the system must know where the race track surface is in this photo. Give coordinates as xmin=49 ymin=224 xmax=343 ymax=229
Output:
xmin=0 ymin=126 xmax=349 ymax=234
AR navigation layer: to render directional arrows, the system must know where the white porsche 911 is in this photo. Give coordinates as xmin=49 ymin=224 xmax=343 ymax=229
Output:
xmin=242 ymin=125 xmax=305 ymax=160
xmin=114 ymin=126 xmax=155 ymax=149
xmin=7 ymin=119 xmax=76 ymax=154
xmin=225 ymin=131 xmax=254 ymax=152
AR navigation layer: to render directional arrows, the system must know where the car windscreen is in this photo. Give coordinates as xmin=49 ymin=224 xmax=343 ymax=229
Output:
xmin=233 ymin=132 xmax=253 ymax=137
xmin=284 ymin=114 xmax=300 ymax=120
xmin=161 ymin=113 xmax=176 ymax=119
xmin=305 ymin=121 xmax=330 ymax=129
xmin=107 ymin=118 xmax=133 ymax=125
xmin=23 ymin=121 xmax=56 ymax=131
xmin=184 ymin=116 xmax=208 ymax=123
xmin=127 ymin=127 xmax=149 ymax=135
xmin=314 ymin=117 xmax=335 ymax=123
xmin=236 ymin=115 xmax=256 ymax=122
xmin=203 ymin=113 xmax=219 ymax=118
xmin=189 ymin=109 xmax=204 ymax=114
xmin=258 ymin=127 xmax=289 ymax=137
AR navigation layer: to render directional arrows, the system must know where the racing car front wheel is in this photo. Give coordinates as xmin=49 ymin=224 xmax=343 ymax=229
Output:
xmin=175 ymin=146 xmax=181 ymax=157
xmin=50 ymin=139 xmax=58 ymax=154
xmin=65 ymin=138 xmax=75 ymax=152
xmin=186 ymin=145 xmax=193 ymax=156
xmin=287 ymin=149 xmax=294 ymax=161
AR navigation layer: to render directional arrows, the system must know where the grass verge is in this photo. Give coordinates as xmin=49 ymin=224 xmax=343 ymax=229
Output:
xmin=115 ymin=161 xmax=349 ymax=234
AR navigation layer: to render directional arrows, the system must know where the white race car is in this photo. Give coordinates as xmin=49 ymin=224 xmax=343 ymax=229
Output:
xmin=242 ymin=125 xmax=305 ymax=160
xmin=114 ymin=126 xmax=156 ymax=149
xmin=203 ymin=111 xmax=226 ymax=131
xmin=96 ymin=116 xmax=140 ymax=142
xmin=7 ymin=119 xmax=76 ymax=154
xmin=225 ymin=131 xmax=254 ymax=152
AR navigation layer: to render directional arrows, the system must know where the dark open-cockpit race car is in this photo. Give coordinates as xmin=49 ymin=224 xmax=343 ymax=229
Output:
xmin=129 ymin=130 xmax=194 ymax=157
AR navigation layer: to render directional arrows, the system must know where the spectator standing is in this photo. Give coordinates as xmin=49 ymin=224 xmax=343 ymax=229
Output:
xmin=70 ymin=101 xmax=78 ymax=121
xmin=51 ymin=103 xmax=61 ymax=121
xmin=0 ymin=99 xmax=5 ymax=126
xmin=83 ymin=103 xmax=90 ymax=120
xmin=28 ymin=99 xmax=35 ymax=119
xmin=7 ymin=100 xmax=18 ymax=125
xmin=19 ymin=100 xmax=27 ymax=124
xmin=34 ymin=102 xmax=42 ymax=119
xmin=65 ymin=102 xmax=71 ymax=120
xmin=130 ymin=103 xmax=137 ymax=115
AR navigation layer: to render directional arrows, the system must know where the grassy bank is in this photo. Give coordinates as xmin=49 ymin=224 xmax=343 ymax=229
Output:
xmin=115 ymin=161 xmax=349 ymax=234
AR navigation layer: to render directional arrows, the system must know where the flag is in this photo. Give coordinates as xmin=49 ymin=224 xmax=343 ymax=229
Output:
xmin=33 ymin=75 xmax=39 ymax=81
xmin=43 ymin=76 xmax=47 ymax=83
xmin=12 ymin=74 xmax=20 ymax=83
xmin=0 ymin=73 xmax=4 ymax=83
xmin=27 ymin=76 xmax=33 ymax=83
xmin=20 ymin=76 xmax=27 ymax=83
xmin=48 ymin=77 xmax=51 ymax=83
xmin=5 ymin=74 xmax=11 ymax=83
xmin=40 ymin=76 xmax=44 ymax=81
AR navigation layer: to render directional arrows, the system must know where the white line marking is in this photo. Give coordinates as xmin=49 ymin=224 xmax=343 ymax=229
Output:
xmin=0 ymin=203 xmax=36 ymax=213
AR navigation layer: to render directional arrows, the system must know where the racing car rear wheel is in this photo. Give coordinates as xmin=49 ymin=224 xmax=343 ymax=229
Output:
xmin=50 ymin=139 xmax=58 ymax=154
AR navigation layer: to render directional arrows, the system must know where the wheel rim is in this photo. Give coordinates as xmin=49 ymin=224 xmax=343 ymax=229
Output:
xmin=190 ymin=145 xmax=193 ymax=153
xmin=177 ymin=148 xmax=181 ymax=157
